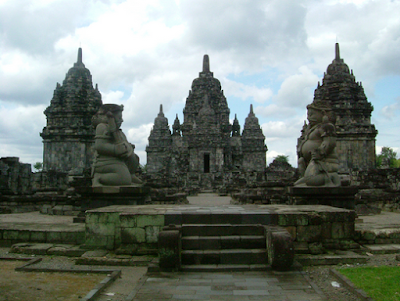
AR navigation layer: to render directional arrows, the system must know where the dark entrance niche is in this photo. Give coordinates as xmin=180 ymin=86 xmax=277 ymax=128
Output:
xmin=204 ymin=153 xmax=210 ymax=173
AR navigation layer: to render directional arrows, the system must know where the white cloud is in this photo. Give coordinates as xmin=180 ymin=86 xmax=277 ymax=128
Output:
xmin=223 ymin=80 xmax=273 ymax=104
xmin=0 ymin=0 xmax=399 ymax=168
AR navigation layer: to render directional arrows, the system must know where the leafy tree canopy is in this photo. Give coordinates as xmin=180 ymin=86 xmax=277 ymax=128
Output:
xmin=33 ymin=162 xmax=43 ymax=171
xmin=274 ymin=155 xmax=289 ymax=163
xmin=376 ymin=147 xmax=399 ymax=168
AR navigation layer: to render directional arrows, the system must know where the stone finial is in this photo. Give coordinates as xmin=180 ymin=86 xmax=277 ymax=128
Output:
xmin=335 ymin=43 xmax=340 ymax=61
xmin=203 ymin=54 xmax=210 ymax=72
xmin=158 ymin=104 xmax=164 ymax=117
xmin=249 ymin=104 xmax=254 ymax=116
xmin=77 ymin=47 xmax=83 ymax=64
xmin=232 ymin=114 xmax=241 ymax=137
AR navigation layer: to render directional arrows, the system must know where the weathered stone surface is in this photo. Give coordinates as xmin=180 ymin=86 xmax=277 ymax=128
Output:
xmin=158 ymin=227 xmax=181 ymax=270
xmin=121 ymin=228 xmax=146 ymax=243
xmin=310 ymin=43 xmax=377 ymax=173
xmin=146 ymin=55 xmax=267 ymax=190
xmin=0 ymin=157 xmax=32 ymax=195
xmin=40 ymin=48 xmax=102 ymax=176
xmin=266 ymin=226 xmax=294 ymax=270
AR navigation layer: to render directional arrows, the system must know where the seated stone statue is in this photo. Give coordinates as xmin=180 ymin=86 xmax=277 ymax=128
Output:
xmin=295 ymin=100 xmax=340 ymax=187
xmin=91 ymin=104 xmax=142 ymax=187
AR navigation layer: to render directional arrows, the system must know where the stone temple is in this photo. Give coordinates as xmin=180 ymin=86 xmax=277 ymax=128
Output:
xmin=146 ymin=55 xmax=267 ymax=189
xmin=310 ymin=43 xmax=377 ymax=173
xmin=40 ymin=48 xmax=102 ymax=176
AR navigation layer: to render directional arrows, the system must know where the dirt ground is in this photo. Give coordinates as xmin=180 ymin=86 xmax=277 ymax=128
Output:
xmin=0 ymin=260 xmax=105 ymax=301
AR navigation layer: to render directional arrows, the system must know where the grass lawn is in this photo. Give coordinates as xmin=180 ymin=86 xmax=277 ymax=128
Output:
xmin=338 ymin=266 xmax=400 ymax=301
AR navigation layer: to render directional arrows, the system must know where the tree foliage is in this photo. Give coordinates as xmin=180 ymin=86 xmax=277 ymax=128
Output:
xmin=376 ymin=147 xmax=399 ymax=168
xmin=274 ymin=155 xmax=289 ymax=163
xmin=33 ymin=162 xmax=43 ymax=171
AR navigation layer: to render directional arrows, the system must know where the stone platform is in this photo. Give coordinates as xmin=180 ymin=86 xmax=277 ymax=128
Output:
xmin=84 ymin=204 xmax=356 ymax=254
xmin=287 ymin=186 xmax=358 ymax=209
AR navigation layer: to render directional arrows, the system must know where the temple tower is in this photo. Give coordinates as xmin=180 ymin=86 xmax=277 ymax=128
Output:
xmin=313 ymin=43 xmax=377 ymax=172
xmin=146 ymin=55 xmax=268 ymax=189
xmin=146 ymin=105 xmax=173 ymax=174
xmin=241 ymin=105 xmax=268 ymax=172
xmin=181 ymin=55 xmax=232 ymax=175
xmin=40 ymin=48 xmax=102 ymax=175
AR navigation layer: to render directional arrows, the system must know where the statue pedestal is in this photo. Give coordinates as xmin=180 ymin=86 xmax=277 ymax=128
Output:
xmin=73 ymin=186 xmax=150 ymax=223
xmin=287 ymin=186 xmax=358 ymax=210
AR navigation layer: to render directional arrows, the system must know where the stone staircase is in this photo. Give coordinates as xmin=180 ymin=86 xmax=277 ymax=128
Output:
xmin=180 ymin=224 xmax=268 ymax=272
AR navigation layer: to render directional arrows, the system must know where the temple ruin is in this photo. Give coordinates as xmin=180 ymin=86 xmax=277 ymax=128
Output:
xmin=40 ymin=48 xmax=102 ymax=176
xmin=311 ymin=43 xmax=377 ymax=173
xmin=146 ymin=55 xmax=268 ymax=189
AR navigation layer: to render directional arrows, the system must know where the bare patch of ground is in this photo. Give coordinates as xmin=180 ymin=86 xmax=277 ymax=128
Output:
xmin=0 ymin=260 xmax=105 ymax=301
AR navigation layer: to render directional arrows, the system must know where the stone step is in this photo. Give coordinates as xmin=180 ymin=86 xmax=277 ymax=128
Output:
xmin=181 ymin=224 xmax=265 ymax=237
xmin=180 ymin=264 xmax=270 ymax=272
xmin=182 ymin=235 xmax=266 ymax=250
xmin=166 ymin=212 xmax=272 ymax=225
xmin=181 ymin=249 xmax=267 ymax=265
xmin=295 ymin=251 xmax=367 ymax=266
xmin=363 ymin=244 xmax=400 ymax=254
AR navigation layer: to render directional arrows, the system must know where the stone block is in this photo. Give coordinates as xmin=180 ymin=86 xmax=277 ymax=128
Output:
xmin=40 ymin=205 xmax=52 ymax=214
xmin=360 ymin=231 xmax=376 ymax=241
xmin=63 ymin=205 xmax=73 ymax=211
xmin=308 ymin=212 xmax=322 ymax=225
xmin=331 ymin=222 xmax=353 ymax=239
xmin=296 ymin=225 xmax=321 ymax=242
xmin=47 ymin=246 xmax=86 ymax=257
xmin=121 ymin=228 xmax=146 ymax=243
xmin=46 ymin=231 xmax=62 ymax=243
xmin=284 ymin=226 xmax=297 ymax=240
xmin=60 ymin=232 xmax=79 ymax=244
xmin=3 ymin=230 xmax=20 ymax=240
xmin=136 ymin=214 xmax=164 ymax=227
xmin=278 ymin=213 xmax=308 ymax=226
xmin=30 ymin=231 xmax=47 ymax=242
xmin=76 ymin=232 xmax=85 ymax=244
xmin=145 ymin=226 xmax=160 ymax=243
xmin=293 ymin=241 xmax=308 ymax=254
xmin=85 ymin=212 xmax=99 ymax=224
xmin=51 ymin=205 xmax=64 ymax=215
xmin=321 ymin=223 xmax=332 ymax=239
xmin=158 ymin=229 xmax=181 ymax=270
xmin=98 ymin=212 xmax=120 ymax=224
xmin=86 ymin=223 xmax=115 ymax=236
xmin=16 ymin=231 xmax=30 ymax=241
xmin=64 ymin=211 xmax=80 ymax=216
xmin=266 ymin=226 xmax=294 ymax=270
xmin=343 ymin=222 xmax=355 ymax=238
xmin=86 ymin=212 xmax=119 ymax=224
xmin=85 ymin=234 xmax=111 ymax=249
xmin=120 ymin=214 xmax=137 ymax=228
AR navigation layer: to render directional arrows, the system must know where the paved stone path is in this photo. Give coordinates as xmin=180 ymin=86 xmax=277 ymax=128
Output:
xmin=132 ymin=271 xmax=326 ymax=301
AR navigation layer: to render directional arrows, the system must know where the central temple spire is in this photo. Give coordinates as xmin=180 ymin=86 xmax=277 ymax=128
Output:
xmin=74 ymin=47 xmax=85 ymax=68
xmin=203 ymin=54 xmax=210 ymax=72
xmin=335 ymin=43 xmax=340 ymax=61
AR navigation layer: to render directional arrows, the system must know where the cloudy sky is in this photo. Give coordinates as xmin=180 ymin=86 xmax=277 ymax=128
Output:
xmin=1 ymin=0 xmax=399 ymax=168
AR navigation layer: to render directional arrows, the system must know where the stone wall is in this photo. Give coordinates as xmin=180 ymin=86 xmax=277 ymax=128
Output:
xmin=352 ymin=168 xmax=400 ymax=212
xmin=83 ymin=205 xmax=356 ymax=255
xmin=0 ymin=157 xmax=32 ymax=195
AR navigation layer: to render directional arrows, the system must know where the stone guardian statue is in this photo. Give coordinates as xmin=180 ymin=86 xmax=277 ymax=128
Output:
xmin=91 ymin=104 xmax=142 ymax=187
xmin=295 ymin=100 xmax=340 ymax=187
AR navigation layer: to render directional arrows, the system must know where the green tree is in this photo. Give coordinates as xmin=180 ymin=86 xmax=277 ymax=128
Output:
xmin=274 ymin=155 xmax=289 ymax=163
xmin=376 ymin=147 xmax=398 ymax=168
xmin=33 ymin=162 xmax=43 ymax=172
